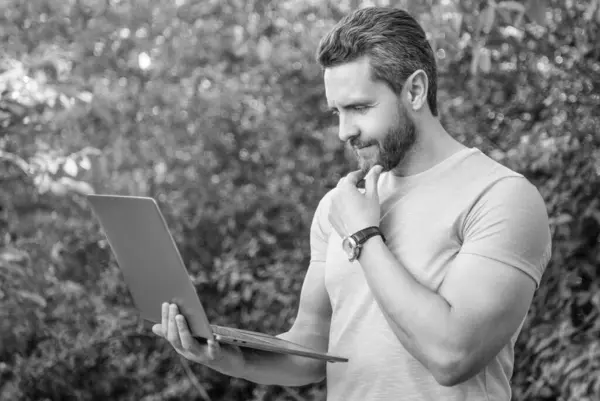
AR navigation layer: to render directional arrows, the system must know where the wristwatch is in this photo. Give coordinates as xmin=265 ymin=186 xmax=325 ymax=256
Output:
xmin=341 ymin=226 xmax=386 ymax=262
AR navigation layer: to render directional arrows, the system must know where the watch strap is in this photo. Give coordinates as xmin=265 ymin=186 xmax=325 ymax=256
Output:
xmin=350 ymin=226 xmax=386 ymax=245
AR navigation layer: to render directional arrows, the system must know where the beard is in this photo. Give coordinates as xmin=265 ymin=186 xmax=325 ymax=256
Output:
xmin=352 ymin=105 xmax=417 ymax=176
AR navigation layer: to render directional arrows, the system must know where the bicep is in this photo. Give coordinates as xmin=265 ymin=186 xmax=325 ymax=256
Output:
xmin=439 ymin=253 xmax=536 ymax=373
xmin=438 ymin=177 xmax=551 ymax=374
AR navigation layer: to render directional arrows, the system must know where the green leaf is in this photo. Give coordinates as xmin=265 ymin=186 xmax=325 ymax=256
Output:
xmin=479 ymin=49 xmax=492 ymax=73
xmin=56 ymin=177 xmax=95 ymax=195
xmin=583 ymin=0 xmax=599 ymax=21
xmin=452 ymin=12 xmax=463 ymax=33
xmin=0 ymin=261 xmax=26 ymax=277
xmin=78 ymin=155 xmax=91 ymax=170
xmin=0 ymin=247 xmax=29 ymax=265
xmin=33 ymin=173 xmax=52 ymax=194
xmin=16 ymin=290 xmax=47 ymax=307
xmin=50 ymin=180 xmax=69 ymax=196
xmin=525 ymin=0 xmax=547 ymax=25
xmin=481 ymin=6 xmax=496 ymax=34
xmin=470 ymin=42 xmax=482 ymax=76
xmin=63 ymin=157 xmax=79 ymax=177
xmin=77 ymin=0 xmax=109 ymax=18
xmin=498 ymin=1 xmax=526 ymax=12
xmin=257 ymin=37 xmax=273 ymax=62
xmin=550 ymin=214 xmax=573 ymax=226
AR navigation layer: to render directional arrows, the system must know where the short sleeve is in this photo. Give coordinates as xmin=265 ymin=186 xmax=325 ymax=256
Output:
xmin=309 ymin=189 xmax=335 ymax=263
xmin=459 ymin=177 xmax=552 ymax=287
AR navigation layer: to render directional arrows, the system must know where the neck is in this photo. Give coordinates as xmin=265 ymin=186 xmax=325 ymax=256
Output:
xmin=391 ymin=116 xmax=466 ymax=177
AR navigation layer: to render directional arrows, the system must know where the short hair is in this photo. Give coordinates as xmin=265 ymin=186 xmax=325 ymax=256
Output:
xmin=316 ymin=7 xmax=438 ymax=116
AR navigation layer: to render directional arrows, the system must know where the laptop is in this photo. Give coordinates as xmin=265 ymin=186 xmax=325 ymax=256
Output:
xmin=87 ymin=194 xmax=348 ymax=363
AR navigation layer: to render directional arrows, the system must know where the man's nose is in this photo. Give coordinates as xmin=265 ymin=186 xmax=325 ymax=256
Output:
xmin=338 ymin=114 xmax=359 ymax=143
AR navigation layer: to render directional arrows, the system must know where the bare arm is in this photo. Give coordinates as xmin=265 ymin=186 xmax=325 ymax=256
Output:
xmin=353 ymin=178 xmax=551 ymax=386
xmin=358 ymin=239 xmax=539 ymax=386
xmin=154 ymin=258 xmax=332 ymax=387
xmin=154 ymin=192 xmax=335 ymax=387
xmin=231 ymin=259 xmax=332 ymax=386
xmin=231 ymin=191 xmax=335 ymax=386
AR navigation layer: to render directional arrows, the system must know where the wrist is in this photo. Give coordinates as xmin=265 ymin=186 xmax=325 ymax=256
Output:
xmin=359 ymin=234 xmax=385 ymax=257
xmin=205 ymin=347 xmax=248 ymax=378
xmin=342 ymin=226 xmax=386 ymax=262
xmin=356 ymin=235 xmax=386 ymax=268
xmin=227 ymin=356 xmax=249 ymax=379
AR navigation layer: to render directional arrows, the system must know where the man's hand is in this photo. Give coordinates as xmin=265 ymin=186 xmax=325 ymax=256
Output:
xmin=328 ymin=165 xmax=384 ymax=238
xmin=152 ymin=303 xmax=245 ymax=375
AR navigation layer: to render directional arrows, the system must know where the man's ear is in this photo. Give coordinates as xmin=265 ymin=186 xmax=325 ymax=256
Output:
xmin=404 ymin=69 xmax=428 ymax=112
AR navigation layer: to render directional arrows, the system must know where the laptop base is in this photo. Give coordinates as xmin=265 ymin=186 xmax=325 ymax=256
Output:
xmin=210 ymin=325 xmax=348 ymax=363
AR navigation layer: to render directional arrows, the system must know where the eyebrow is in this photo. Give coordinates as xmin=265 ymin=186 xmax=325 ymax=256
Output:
xmin=327 ymin=100 xmax=374 ymax=112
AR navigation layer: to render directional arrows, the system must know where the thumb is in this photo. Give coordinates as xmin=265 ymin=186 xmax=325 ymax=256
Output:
xmin=151 ymin=324 xmax=164 ymax=337
xmin=365 ymin=165 xmax=384 ymax=198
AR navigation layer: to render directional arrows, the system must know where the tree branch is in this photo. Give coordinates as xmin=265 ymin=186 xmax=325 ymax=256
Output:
xmin=0 ymin=150 xmax=30 ymax=176
xmin=179 ymin=356 xmax=212 ymax=401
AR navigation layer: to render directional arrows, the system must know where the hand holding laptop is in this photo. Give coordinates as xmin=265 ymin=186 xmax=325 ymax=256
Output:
xmin=87 ymin=195 xmax=347 ymax=365
xmin=152 ymin=302 xmax=245 ymax=375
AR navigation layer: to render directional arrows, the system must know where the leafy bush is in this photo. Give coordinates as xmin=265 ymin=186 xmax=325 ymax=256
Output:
xmin=1 ymin=0 xmax=599 ymax=400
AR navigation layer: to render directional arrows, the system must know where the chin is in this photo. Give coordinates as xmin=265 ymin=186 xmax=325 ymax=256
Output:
xmin=358 ymin=160 xmax=376 ymax=174
xmin=357 ymin=152 xmax=382 ymax=171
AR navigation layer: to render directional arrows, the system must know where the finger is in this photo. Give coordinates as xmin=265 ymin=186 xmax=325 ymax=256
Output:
xmin=176 ymin=314 xmax=198 ymax=352
xmin=345 ymin=169 xmax=367 ymax=187
xmin=328 ymin=210 xmax=344 ymax=239
xmin=365 ymin=165 xmax=384 ymax=198
xmin=167 ymin=304 xmax=183 ymax=349
xmin=207 ymin=337 xmax=222 ymax=361
xmin=152 ymin=324 xmax=164 ymax=337
xmin=161 ymin=302 xmax=168 ymax=335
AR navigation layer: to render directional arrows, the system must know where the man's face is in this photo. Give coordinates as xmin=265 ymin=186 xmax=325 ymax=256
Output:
xmin=324 ymin=57 xmax=416 ymax=175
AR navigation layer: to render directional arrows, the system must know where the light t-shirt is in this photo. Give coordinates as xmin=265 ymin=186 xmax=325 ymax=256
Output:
xmin=309 ymin=147 xmax=552 ymax=401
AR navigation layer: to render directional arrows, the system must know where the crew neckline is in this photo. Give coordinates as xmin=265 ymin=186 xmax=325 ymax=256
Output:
xmin=382 ymin=147 xmax=480 ymax=186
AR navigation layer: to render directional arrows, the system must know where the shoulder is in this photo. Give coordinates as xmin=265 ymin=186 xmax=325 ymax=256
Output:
xmin=474 ymin=174 xmax=547 ymax=218
xmin=464 ymin=173 xmax=549 ymax=235
xmin=464 ymin=148 xmax=524 ymax=181
xmin=309 ymin=188 xmax=339 ymax=259
xmin=460 ymin=174 xmax=552 ymax=285
xmin=310 ymin=187 xmax=338 ymax=233
xmin=313 ymin=187 xmax=338 ymax=217
xmin=455 ymin=148 xmax=545 ymax=214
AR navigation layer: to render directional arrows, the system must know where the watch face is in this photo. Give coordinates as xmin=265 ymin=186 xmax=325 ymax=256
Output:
xmin=342 ymin=236 xmax=358 ymax=261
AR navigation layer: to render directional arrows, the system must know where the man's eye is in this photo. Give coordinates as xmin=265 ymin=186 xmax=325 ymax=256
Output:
xmin=330 ymin=109 xmax=339 ymax=116
xmin=352 ymin=106 xmax=369 ymax=114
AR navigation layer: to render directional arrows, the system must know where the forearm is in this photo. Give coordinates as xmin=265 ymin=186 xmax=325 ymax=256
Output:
xmin=209 ymin=332 xmax=326 ymax=387
xmin=358 ymin=237 xmax=458 ymax=374
xmin=236 ymin=345 xmax=326 ymax=386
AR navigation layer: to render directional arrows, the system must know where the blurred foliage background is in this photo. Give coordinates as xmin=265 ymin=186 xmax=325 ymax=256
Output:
xmin=1 ymin=0 xmax=599 ymax=400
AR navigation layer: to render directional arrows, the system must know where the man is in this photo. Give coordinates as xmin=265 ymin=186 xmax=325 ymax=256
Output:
xmin=152 ymin=7 xmax=552 ymax=400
